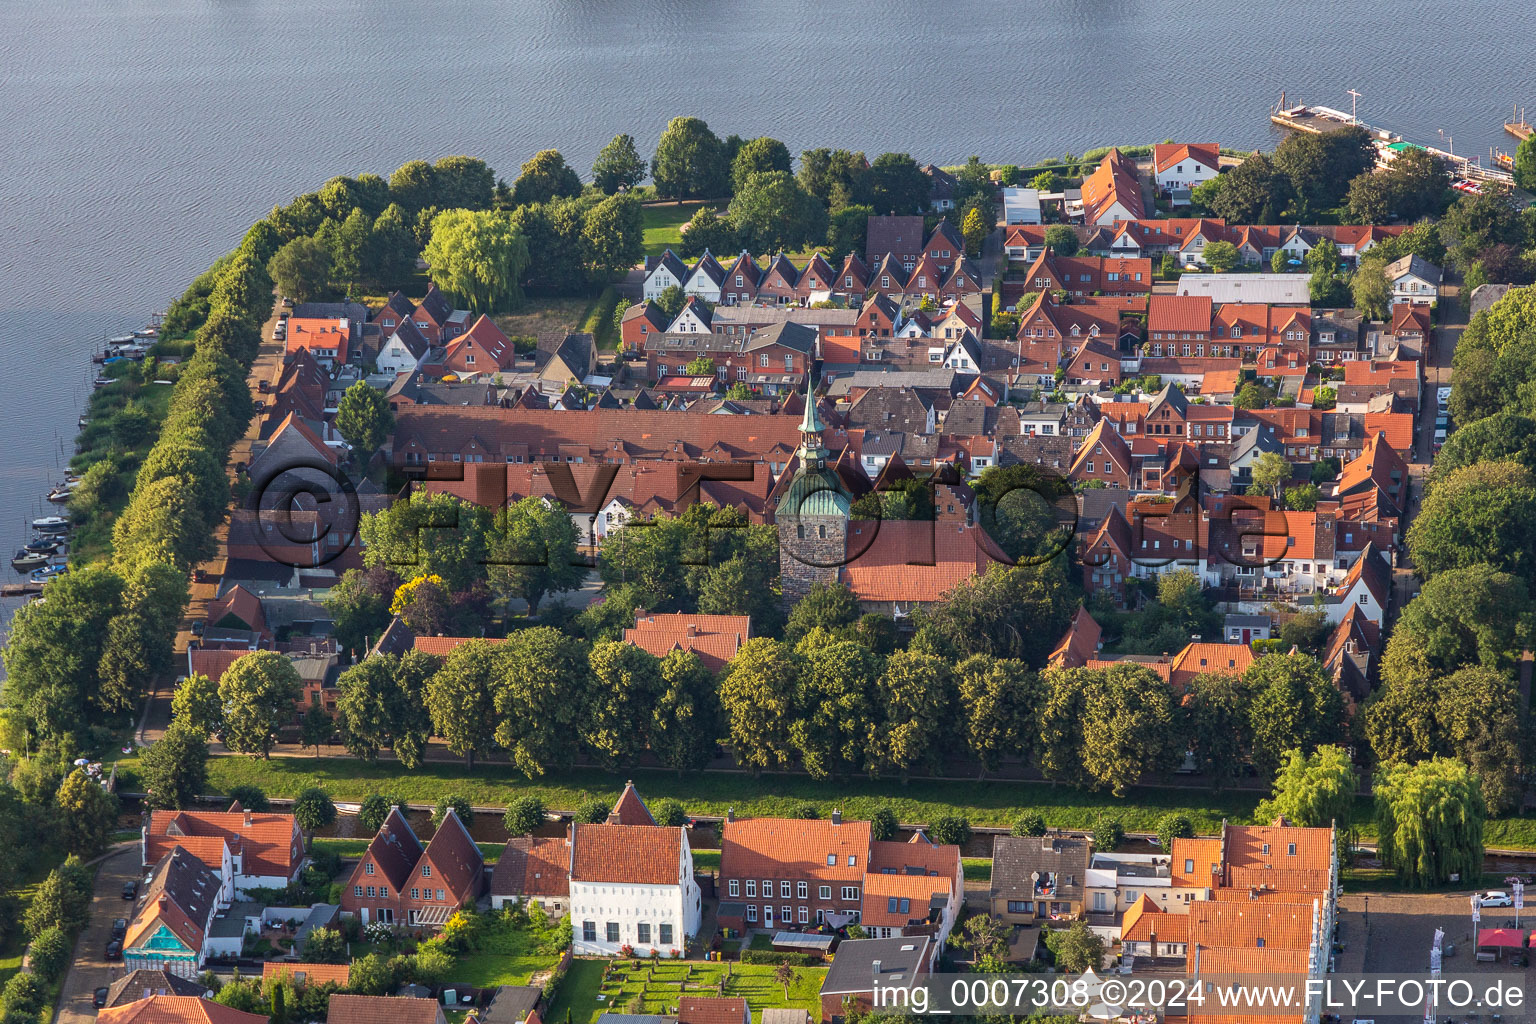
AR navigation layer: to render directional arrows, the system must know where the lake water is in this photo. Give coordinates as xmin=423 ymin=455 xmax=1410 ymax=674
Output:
xmin=1 ymin=0 xmax=1532 ymax=625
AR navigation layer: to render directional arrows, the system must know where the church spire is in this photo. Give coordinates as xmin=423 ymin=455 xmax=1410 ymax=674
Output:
xmin=798 ymin=366 xmax=823 ymax=437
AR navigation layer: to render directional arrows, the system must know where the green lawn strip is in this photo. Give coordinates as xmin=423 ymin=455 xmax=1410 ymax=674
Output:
xmin=548 ymin=959 xmax=607 ymax=1024
xmin=642 ymin=204 xmax=711 ymax=256
xmin=580 ymin=286 xmax=621 ymax=350
xmin=962 ymin=858 xmax=992 ymax=883
xmin=140 ymin=756 xmax=1272 ymax=834
xmin=691 ymin=851 xmax=721 ymax=873
xmin=450 ymin=925 xmax=558 ymax=988
xmin=315 ymin=837 xmax=504 ymax=862
xmin=581 ymin=961 xmax=823 ymax=1024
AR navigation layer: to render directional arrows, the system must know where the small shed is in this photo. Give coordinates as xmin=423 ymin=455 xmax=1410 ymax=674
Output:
xmin=770 ymin=931 xmax=835 ymax=959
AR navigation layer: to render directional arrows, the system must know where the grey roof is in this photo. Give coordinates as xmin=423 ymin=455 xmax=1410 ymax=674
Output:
xmin=710 ymin=305 xmax=860 ymax=328
xmin=292 ymin=903 xmax=340 ymax=952
xmin=387 ymin=319 xmax=432 ymax=360
xmin=821 ymin=936 xmax=931 ymax=995
xmin=996 ymin=433 xmax=1074 ymax=470
xmin=1228 ymin=423 xmax=1284 ymax=461
xmin=826 ymin=367 xmax=960 ymax=398
xmin=418 ymin=284 xmax=453 ymax=323
xmin=646 ymin=250 xmax=688 ymax=282
xmin=209 ymin=901 xmax=263 ymax=939
xmin=1147 ymin=382 xmax=1188 ymax=420
xmin=106 ymin=970 xmax=209 ymax=1007
xmin=846 ymin=386 xmax=931 ymax=434
xmin=685 ymin=251 xmax=726 ymax=288
xmin=481 ymin=987 xmax=544 ymax=1024
xmin=759 ymin=1012 xmax=810 ymax=1024
xmin=1225 ymin=613 xmax=1271 ymax=628
xmin=294 ymin=300 xmax=368 ymax=321
xmin=990 ymin=834 xmax=1091 ymax=901
xmin=1385 ymin=253 xmax=1442 ymax=283
xmin=1469 ymin=283 xmax=1517 ymax=317
xmin=745 ymin=321 xmax=817 ymax=356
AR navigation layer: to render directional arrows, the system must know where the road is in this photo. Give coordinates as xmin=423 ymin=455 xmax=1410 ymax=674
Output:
xmin=54 ymin=846 xmax=139 ymax=1024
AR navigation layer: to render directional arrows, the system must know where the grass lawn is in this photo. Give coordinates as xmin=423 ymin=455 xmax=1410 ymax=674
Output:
xmin=962 ymin=858 xmax=992 ymax=883
xmin=691 ymin=851 xmax=721 ymax=874
xmin=642 ymin=203 xmax=713 ymax=256
xmin=558 ymin=959 xmax=825 ymax=1024
xmin=136 ymin=754 xmax=1289 ymax=835
xmin=491 ymin=296 xmax=591 ymax=345
xmin=313 ymin=838 xmax=504 ymax=863
xmin=451 ymin=923 xmax=560 ymax=988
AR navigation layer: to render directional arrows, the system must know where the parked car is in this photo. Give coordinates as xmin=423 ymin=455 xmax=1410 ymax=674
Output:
xmin=94 ymin=988 xmax=110 ymax=1010
xmin=104 ymin=939 xmax=122 ymax=960
xmin=121 ymin=880 xmax=137 ymax=900
xmin=1479 ymin=890 xmax=1514 ymax=907
xmin=111 ymin=919 xmax=127 ymax=941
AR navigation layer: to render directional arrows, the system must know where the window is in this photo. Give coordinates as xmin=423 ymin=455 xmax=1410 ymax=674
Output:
xmin=583 ymin=921 xmax=596 ymax=942
xmin=1125 ymin=890 xmax=1138 ymax=903
xmin=422 ymin=865 xmax=432 ymax=877
xmin=780 ymin=881 xmax=792 ymax=898
xmin=841 ymin=886 xmax=860 ymax=901
xmin=746 ymin=880 xmax=757 ymax=897
xmin=607 ymin=922 xmax=620 ymax=943
xmin=380 ymin=886 xmax=389 ymax=898
xmin=746 ymin=905 xmax=758 ymax=923
xmin=1006 ymin=900 xmax=1031 ymax=914
xmin=354 ymin=885 xmax=363 ymax=897
xmin=660 ymin=923 xmax=673 ymax=944
xmin=784 ymin=354 xmax=793 ymax=372
xmin=411 ymin=888 xmax=420 ymax=899
xmin=1288 ymin=843 xmax=1297 ymax=856
xmin=762 ymin=879 xmax=772 ymax=895
xmin=847 ymin=855 xmax=857 ymax=867
xmin=826 ymin=854 xmax=836 ymax=866
xmin=365 ymin=863 xmax=375 ymax=875
xmin=797 ymin=881 xmax=808 ymax=899
xmin=437 ymin=889 xmax=445 ymax=901
xmin=729 ymin=880 xmax=740 ymax=897
xmin=819 ymin=885 xmax=831 ymax=900
xmin=759 ymin=354 xmax=770 ymax=367
xmin=637 ymin=923 xmax=651 ymax=944
xmin=1261 ymin=843 xmax=1271 ymax=855
xmin=366 ymin=885 xmax=376 ymax=898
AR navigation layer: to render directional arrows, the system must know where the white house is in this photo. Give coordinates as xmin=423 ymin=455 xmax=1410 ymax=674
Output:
xmin=1002 ymin=187 xmax=1042 ymax=225
xmin=1153 ymin=143 xmax=1221 ymax=198
xmin=143 ymin=806 xmax=306 ymax=903
xmin=1385 ymin=254 xmax=1442 ymax=303
xmin=666 ymin=297 xmax=713 ymax=335
xmin=569 ymin=822 xmax=701 ymax=957
xmin=643 ymin=251 xmax=689 ymax=301
xmin=377 ymin=320 xmax=431 ymax=377
xmin=681 ymin=252 xmax=724 ymax=303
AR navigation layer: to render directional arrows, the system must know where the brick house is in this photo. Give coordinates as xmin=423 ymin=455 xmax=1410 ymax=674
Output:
xmin=340 ymin=807 xmax=484 ymax=927
xmin=620 ymin=302 xmax=670 ymax=353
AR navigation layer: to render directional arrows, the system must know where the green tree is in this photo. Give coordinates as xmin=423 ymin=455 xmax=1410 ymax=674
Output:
xmin=791 ymin=633 xmax=880 ymax=779
xmin=719 ymin=638 xmax=800 ymax=770
xmin=729 ymin=171 xmax=827 ymax=254
xmin=218 ymin=651 xmax=303 ymax=758
xmin=592 ymin=133 xmax=647 ymax=194
xmin=1190 ymin=173 xmax=1229 ymax=215
xmin=1079 ymin=664 xmax=1178 ymax=796
xmin=1255 ymin=746 xmax=1357 ymax=829
xmin=1284 ymin=483 xmax=1320 ymax=510
xmin=1271 ymin=248 xmax=1290 ymax=274
xmin=493 ymin=628 xmax=592 ymax=777
xmin=1045 ymin=920 xmax=1104 ymax=972
xmin=648 ymin=798 xmax=689 ymax=828
xmin=655 ymin=284 xmax=687 ymax=321
xmin=1011 ymin=812 xmax=1047 ymax=837
xmin=485 ymin=496 xmax=584 ymax=616
xmin=1249 ymin=450 xmax=1291 ymax=498
xmin=140 ymin=721 xmax=209 ymax=810
xmin=1181 ymin=671 xmax=1255 ymax=787
xmin=911 ymin=562 xmax=1074 ymax=667
xmin=652 ymin=117 xmax=729 ymax=199
xmin=1091 ymin=815 xmax=1125 ymax=852
xmin=1408 ymin=461 xmax=1536 ymax=588
xmin=952 ymin=654 xmax=1033 ymax=782
xmin=426 ymin=640 xmax=502 ymax=769
xmin=784 ymin=582 xmax=860 ymax=644
xmin=1351 ymin=257 xmax=1393 ymax=319
xmin=927 ymin=815 xmax=971 ymax=847
xmin=26 ymin=927 xmax=71 ymax=983
xmin=511 ymin=150 xmax=582 ymax=206
xmin=1432 ymin=410 xmax=1536 ymax=483
xmin=1245 ymin=653 xmax=1346 ymax=772
xmin=1435 ymin=666 xmax=1527 ymax=813
xmin=302 ymin=925 xmax=346 ymax=963
xmin=369 ymin=203 xmax=420 ymax=286
xmin=356 ymin=794 xmax=401 ymax=836
xmin=1515 ymin=135 xmax=1536 ymax=192
xmin=825 ymin=204 xmax=872 ymax=262
xmin=1394 ymin=565 xmax=1532 ymax=673
xmin=331 ymin=208 xmax=372 ymax=290
xmin=1043 ymin=224 xmax=1079 ymax=257
xmin=54 ymin=768 xmax=118 ymax=857
xmin=432 ymin=795 xmax=474 ymax=829
xmin=388 ymin=160 xmax=438 ymax=213
xmin=651 ymin=649 xmax=721 ymax=773
xmin=227 ymin=785 xmax=269 ymax=812
xmin=299 ymin=704 xmax=333 ymax=756
xmin=423 ymin=208 xmax=530 ymax=313
xmin=334 ymin=380 xmax=395 ymax=457
xmin=503 ymin=795 xmax=546 ymax=836
xmin=1274 ymin=126 xmax=1375 ymax=216
xmin=870 ymin=650 xmax=951 ymax=779
xmin=798 ymin=148 xmax=872 ymax=208
xmin=732 ymin=137 xmax=793 ymax=193
xmin=23 ymin=859 xmax=92 ymax=937
xmin=1202 ymin=240 xmax=1240 ymax=272
xmin=582 ymin=192 xmax=645 ymax=279
xmin=585 ymin=641 xmax=663 ymax=768
xmin=1374 ymin=757 xmax=1485 ymax=887
xmin=267 ymin=236 xmax=333 ymax=304
xmin=869 ymin=807 xmax=900 ymax=842
xmin=573 ymin=797 xmax=609 ymax=824
xmin=325 ymin=568 xmax=399 ymax=659
xmin=434 ymin=155 xmax=496 ymax=210
xmin=867 ymin=153 xmax=931 ymax=214
xmin=360 ymin=491 xmax=491 ymax=593
xmin=1155 ymin=813 xmax=1195 ymax=852
xmin=1210 ymin=154 xmax=1292 ymax=224
xmin=962 ymin=207 xmax=988 ymax=257
xmin=678 ymin=206 xmax=738 ymax=258
xmin=292 ymin=787 xmax=336 ymax=844
xmin=347 ymin=953 xmax=397 ymax=996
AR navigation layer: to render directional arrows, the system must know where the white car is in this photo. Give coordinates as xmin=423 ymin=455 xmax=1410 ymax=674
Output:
xmin=1479 ymin=890 xmax=1514 ymax=908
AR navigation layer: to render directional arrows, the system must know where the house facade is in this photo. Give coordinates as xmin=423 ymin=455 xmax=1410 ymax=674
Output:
xmin=569 ymin=822 xmax=701 ymax=957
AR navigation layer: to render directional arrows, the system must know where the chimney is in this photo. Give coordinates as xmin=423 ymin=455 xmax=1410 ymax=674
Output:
xmin=726 ymin=807 xmax=735 ymax=823
xmin=831 ymin=809 xmax=841 ymax=826
xmin=685 ymin=624 xmax=697 ymax=637
xmin=244 ymin=809 xmax=252 ymax=827
xmin=871 ymin=960 xmax=882 ymax=978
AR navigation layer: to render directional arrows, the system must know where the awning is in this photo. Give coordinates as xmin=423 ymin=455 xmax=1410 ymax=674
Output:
xmin=1477 ymin=928 xmax=1526 ymax=949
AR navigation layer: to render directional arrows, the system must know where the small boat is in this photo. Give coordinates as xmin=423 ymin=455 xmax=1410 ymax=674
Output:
xmin=46 ymin=490 xmax=72 ymax=504
xmin=133 ymin=328 xmax=158 ymax=339
xmin=31 ymin=515 xmax=70 ymax=531
xmin=92 ymin=377 xmax=113 ymax=388
xmin=29 ymin=564 xmax=67 ymax=583
xmin=24 ymin=537 xmax=61 ymax=554
xmin=78 ymin=416 xmax=89 ymax=428
xmin=108 ymin=335 xmax=135 ymax=345
xmin=11 ymin=550 xmax=50 ymax=570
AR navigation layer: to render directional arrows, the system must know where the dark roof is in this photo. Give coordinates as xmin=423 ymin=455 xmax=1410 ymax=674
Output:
xmin=687 ymin=252 xmax=725 ymax=288
xmin=388 ymin=319 xmax=432 ymax=360
xmin=378 ymin=291 xmax=415 ymax=321
xmin=990 ymin=834 xmax=1091 ymax=901
xmin=866 ymin=215 xmax=928 ymax=264
xmin=745 ymin=320 xmax=816 ymax=356
xmin=366 ymin=807 xmax=424 ymax=890
xmin=106 ymin=971 xmax=208 ymax=1007
xmin=846 ymin=387 xmax=931 ymax=434
xmin=646 ymin=250 xmax=689 ymax=283
xmin=820 ymin=936 xmax=931 ymax=995
xmin=417 ymin=284 xmax=453 ymax=324
xmin=481 ymin=987 xmax=542 ymax=1024
xmin=294 ymin=300 xmax=368 ymax=321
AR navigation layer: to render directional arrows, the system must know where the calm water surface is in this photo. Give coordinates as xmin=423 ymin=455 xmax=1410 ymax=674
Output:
xmin=1 ymin=0 xmax=1532 ymax=630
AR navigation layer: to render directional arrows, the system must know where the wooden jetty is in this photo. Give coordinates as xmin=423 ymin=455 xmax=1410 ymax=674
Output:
xmin=1269 ymin=90 xmax=1401 ymax=142
xmin=1 ymin=582 xmax=44 ymax=598
xmin=1506 ymin=104 xmax=1532 ymax=142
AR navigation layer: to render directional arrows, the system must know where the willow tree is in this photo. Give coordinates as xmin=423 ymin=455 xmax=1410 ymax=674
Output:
xmin=421 ymin=208 xmax=529 ymax=313
xmin=1375 ymin=757 xmax=1485 ymax=887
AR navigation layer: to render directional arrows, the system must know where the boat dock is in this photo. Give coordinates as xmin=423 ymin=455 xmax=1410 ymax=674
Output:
xmin=1 ymin=582 xmax=44 ymax=598
xmin=1506 ymin=105 xmax=1532 ymax=142
xmin=1269 ymin=92 xmax=1401 ymax=142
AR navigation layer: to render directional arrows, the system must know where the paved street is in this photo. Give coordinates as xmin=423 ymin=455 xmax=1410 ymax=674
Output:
xmin=55 ymin=846 xmax=140 ymax=1024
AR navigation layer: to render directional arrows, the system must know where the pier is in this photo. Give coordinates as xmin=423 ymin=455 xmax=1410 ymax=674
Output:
xmin=1269 ymin=91 xmax=1400 ymax=142
xmin=1505 ymin=104 xmax=1532 ymax=142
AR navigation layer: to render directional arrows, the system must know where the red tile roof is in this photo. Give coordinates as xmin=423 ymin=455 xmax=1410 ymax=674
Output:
xmin=1222 ymin=820 xmax=1334 ymax=894
xmin=262 ymin=962 xmax=351 ymax=987
xmin=421 ymin=809 xmax=484 ymax=903
xmin=625 ymin=612 xmax=752 ymax=671
xmin=99 ymin=997 xmax=270 ymax=1024
xmin=1148 ymin=294 xmax=1213 ymax=335
xmin=327 ymin=995 xmax=442 ymax=1024
xmin=677 ymin=998 xmax=748 ymax=1024
xmin=412 ymin=636 xmax=505 ymax=658
xmin=720 ymin=817 xmax=872 ymax=885
xmin=838 ymin=518 xmax=1012 ymax=604
xmin=1154 ymin=143 xmax=1220 ymax=175
xmin=1121 ymin=894 xmax=1189 ymax=944
xmin=1048 ymin=607 xmax=1102 ymax=668
xmin=1170 ymin=837 xmax=1222 ymax=888
xmin=146 ymin=808 xmax=303 ymax=880
xmin=490 ymin=836 xmax=570 ymax=899
xmin=570 ymin=824 xmax=683 ymax=885
xmin=1080 ymin=149 xmax=1145 ymax=225
xmin=608 ymin=782 xmax=658 ymax=826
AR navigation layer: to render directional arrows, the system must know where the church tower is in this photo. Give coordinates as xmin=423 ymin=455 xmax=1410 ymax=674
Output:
xmin=776 ymin=371 xmax=852 ymax=602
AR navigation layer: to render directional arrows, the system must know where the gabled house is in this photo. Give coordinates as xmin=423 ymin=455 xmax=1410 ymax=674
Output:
xmin=1385 ymin=254 xmax=1442 ymax=303
xmin=328 ymin=996 xmax=446 ymax=1024
xmin=835 ymin=253 xmax=870 ymax=299
xmin=794 ymin=253 xmax=837 ymax=301
xmin=535 ymin=332 xmax=596 ymax=387
xmin=682 ymin=251 xmax=725 ymax=303
xmin=1069 ymin=419 xmax=1134 ymax=488
xmin=377 ymin=320 xmax=432 ymax=377
xmin=285 ymin=317 xmax=355 ymax=368
xmin=818 ymin=937 xmax=932 ymax=1023
xmin=1153 ymin=143 xmax=1221 ymax=198
xmin=757 ymin=255 xmax=801 ymax=306
xmin=490 ymin=835 xmax=570 ymax=915
xmin=410 ymin=284 xmax=466 ymax=345
xmin=990 ymin=835 xmax=1092 ymax=922
xmin=922 ymin=164 xmax=956 ymax=211
xmin=1078 ymin=149 xmax=1144 ymax=225
xmin=99 ymin=997 xmax=269 ymax=1024
xmin=1119 ymin=895 xmax=1190 ymax=958
xmin=667 ymin=296 xmax=714 ymax=335
xmin=865 ymin=215 xmax=927 ymax=270
xmin=143 ymin=804 xmax=305 ymax=902
xmin=625 ymin=611 xmax=751 ymax=671
xmin=440 ymin=315 xmax=514 ymax=376
xmin=720 ymin=252 xmax=764 ymax=306
xmin=643 ymin=251 xmax=689 ymax=301
xmin=123 ymin=848 xmax=224 ymax=977
xmin=569 ymin=819 xmax=701 ymax=956
xmin=340 ymin=805 xmax=485 ymax=927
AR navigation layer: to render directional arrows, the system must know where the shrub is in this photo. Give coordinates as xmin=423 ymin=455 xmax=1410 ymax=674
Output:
xmin=573 ymin=797 xmax=610 ymax=824
xmin=869 ymin=807 xmax=900 ymax=842
xmin=226 ymin=784 xmax=270 ymax=812
xmin=650 ymin=798 xmax=689 ymax=828
xmin=791 ymin=803 xmax=820 ymax=820
xmin=1091 ymin=815 xmax=1125 ymax=852
xmin=1011 ymin=812 xmax=1047 ymax=837
xmin=928 ymin=815 xmax=972 ymax=847
xmin=26 ymin=926 xmax=71 ymax=982
xmin=741 ymin=951 xmax=818 ymax=966
xmin=504 ymin=795 xmax=546 ymax=836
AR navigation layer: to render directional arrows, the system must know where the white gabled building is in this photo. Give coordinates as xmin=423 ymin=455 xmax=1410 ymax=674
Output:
xmin=681 ymin=251 xmax=725 ymax=303
xmin=568 ymin=787 xmax=701 ymax=958
xmin=377 ymin=320 xmax=431 ymax=378
xmin=643 ymin=250 xmax=689 ymax=301
xmin=1153 ymin=143 xmax=1221 ymax=198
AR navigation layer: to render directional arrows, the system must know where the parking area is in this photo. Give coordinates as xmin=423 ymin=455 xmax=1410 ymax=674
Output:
xmin=1339 ymin=891 xmax=1531 ymax=1023
xmin=55 ymin=846 xmax=140 ymax=1024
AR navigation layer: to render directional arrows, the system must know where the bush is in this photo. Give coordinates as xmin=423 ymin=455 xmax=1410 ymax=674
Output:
xmin=2 ymin=973 xmax=46 ymax=1017
xmin=1156 ymin=813 xmax=1195 ymax=851
xmin=26 ymin=926 xmax=71 ymax=982
xmin=650 ymin=798 xmax=689 ymax=828
xmin=1011 ymin=812 xmax=1047 ymax=837
xmin=573 ymin=797 xmax=610 ymax=824
xmin=740 ymin=951 xmax=818 ymax=966
xmin=504 ymin=795 xmax=546 ymax=836
xmin=227 ymin=784 xmax=270 ymax=812
xmin=1091 ymin=815 xmax=1125 ymax=852
xmin=791 ymin=803 xmax=820 ymax=820
xmin=927 ymin=815 xmax=972 ymax=847
xmin=869 ymin=807 xmax=899 ymax=842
